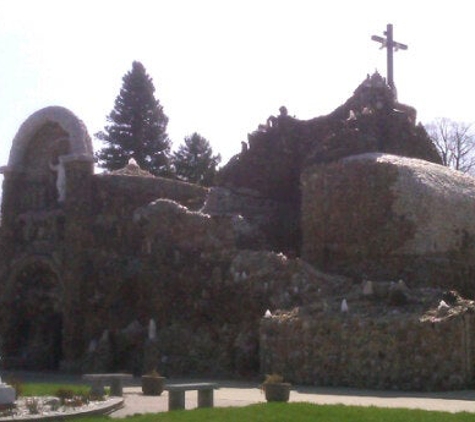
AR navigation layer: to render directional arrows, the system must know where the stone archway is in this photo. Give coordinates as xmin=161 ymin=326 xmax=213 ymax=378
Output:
xmin=1 ymin=106 xmax=94 ymax=212
xmin=3 ymin=259 xmax=63 ymax=370
xmin=7 ymin=106 xmax=93 ymax=170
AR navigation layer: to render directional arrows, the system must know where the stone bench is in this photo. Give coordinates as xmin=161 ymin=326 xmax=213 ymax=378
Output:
xmin=165 ymin=383 xmax=219 ymax=411
xmin=82 ymin=373 xmax=133 ymax=397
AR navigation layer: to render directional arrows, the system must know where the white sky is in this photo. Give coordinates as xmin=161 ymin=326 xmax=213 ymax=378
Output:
xmin=1 ymin=0 xmax=474 ymax=172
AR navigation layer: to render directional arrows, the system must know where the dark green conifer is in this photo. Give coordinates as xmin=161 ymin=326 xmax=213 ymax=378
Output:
xmin=96 ymin=61 xmax=172 ymax=176
xmin=172 ymin=132 xmax=221 ymax=186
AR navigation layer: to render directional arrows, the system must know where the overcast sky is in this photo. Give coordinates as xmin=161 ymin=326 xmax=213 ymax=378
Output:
xmin=1 ymin=0 xmax=474 ymax=173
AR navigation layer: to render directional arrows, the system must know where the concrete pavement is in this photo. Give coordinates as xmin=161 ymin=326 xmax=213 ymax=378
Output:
xmin=110 ymin=380 xmax=475 ymax=417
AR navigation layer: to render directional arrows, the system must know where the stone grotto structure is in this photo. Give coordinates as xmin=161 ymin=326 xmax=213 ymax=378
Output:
xmin=1 ymin=72 xmax=475 ymax=391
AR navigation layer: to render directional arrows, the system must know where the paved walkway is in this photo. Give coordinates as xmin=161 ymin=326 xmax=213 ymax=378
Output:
xmin=110 ymin=380 xmax=475 ymax=417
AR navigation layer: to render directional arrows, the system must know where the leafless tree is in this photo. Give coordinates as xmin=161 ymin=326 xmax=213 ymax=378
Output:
xmin=426 ymin=118 xmax=475 ymax=174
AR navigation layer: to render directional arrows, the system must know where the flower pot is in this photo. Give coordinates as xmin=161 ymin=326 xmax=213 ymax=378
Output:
xmin=141 ymin=375 xmax=166 ymax=396
xmin=263 ymin=382 xmax=291 ymax=402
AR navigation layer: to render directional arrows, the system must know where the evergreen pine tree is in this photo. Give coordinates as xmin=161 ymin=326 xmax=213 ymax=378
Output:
xmin=172 ymin=132 xmax=221 ymax=186
xmin=95 ymin=61 xmax=172 ymax=176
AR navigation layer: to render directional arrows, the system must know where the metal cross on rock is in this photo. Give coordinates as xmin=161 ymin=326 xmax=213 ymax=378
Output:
xmin=371 ymin=24 xmax=408 ymax=96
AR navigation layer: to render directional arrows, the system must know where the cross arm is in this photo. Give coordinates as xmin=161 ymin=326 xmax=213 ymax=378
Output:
xmin=372 ymin=35 xmax=408 ymax=51
xmin=371 ymin=35 xmax=386 ymax=43
xmin=393 ymin=41 xmax=408 ymax=51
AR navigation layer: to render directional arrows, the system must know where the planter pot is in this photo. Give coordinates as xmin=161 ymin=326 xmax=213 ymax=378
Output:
xmin=141 ymin=375 xmax=166 ymax=396
xmin=263 ymin=382 xmax=291 ymax=402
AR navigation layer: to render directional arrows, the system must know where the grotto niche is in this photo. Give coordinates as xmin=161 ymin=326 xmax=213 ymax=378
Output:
xmin=2 ymin=259 xmax=63 ymax=370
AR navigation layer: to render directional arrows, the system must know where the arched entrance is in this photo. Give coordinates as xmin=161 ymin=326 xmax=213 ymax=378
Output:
xmin=4 ymin=260 xmax=63 ymax=370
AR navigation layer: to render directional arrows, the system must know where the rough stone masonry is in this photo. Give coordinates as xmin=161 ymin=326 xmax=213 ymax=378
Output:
xmin=0 ymin=74 xmax=474 ymax=390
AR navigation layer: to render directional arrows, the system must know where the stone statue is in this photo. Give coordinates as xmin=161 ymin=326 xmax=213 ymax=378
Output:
xmin=267 ymin=106 xmax=289 ymax=128
xmin=50 ymin=156 xmax=66 ymax=202
xmin=278 ymin=106 xmax=288 ymax=117
xmin=341 ymin=299 xmax=349 ymax=313
xmin=148 ymin=318 xmax=157 ymax=341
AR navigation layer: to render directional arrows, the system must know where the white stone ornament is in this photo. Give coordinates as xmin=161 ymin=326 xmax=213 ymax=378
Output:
xmin=438 ymin=300 xmax=450 ymax=310
xmin=148 ymin=318 xmax=157 ymax=340
xmin=341 ymin=299 xmax=349 ymax=313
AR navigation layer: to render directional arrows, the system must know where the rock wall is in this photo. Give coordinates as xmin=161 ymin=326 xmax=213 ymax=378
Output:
xmin=219 ymin=73 xmax=441 ymax=203
xmin=95 ymin=172 xmax=208 ymax=211
xmin=202 ymin=187 xmax=299 ymax=253
xmin=217 ymin=73 xmax=441 ymax=254
xmin=301 ymin=153 xmax=475 ymax=296
xmin=80 ymin=246 xmax=328 ymax=377
xmin=0 ymin=165 xmax=210 ymax=371
xmin=65 ymin=174 xmax=207 ymax=367
xmin=260 ymin=310 xmax=475 ymax=391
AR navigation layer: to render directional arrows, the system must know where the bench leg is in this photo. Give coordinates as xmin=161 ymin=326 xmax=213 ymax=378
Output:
xmin=198 ymin=389 xmax=214 ymax=408
xmin=110 ymin=379 xmax=123 ymax=396
xmin=168 ymin=390 xmax=185 ymax=411
xmin=90 ymin=380 xmax=106 ymax=397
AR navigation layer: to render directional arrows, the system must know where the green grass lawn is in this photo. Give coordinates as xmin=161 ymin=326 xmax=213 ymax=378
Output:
xmin=12 ymin=383 xmax=475 ymax=422
xmin=19 ymin=382 xmax=91 ymax=397
xmin=79 ymin=403 xmax=473 ymax=422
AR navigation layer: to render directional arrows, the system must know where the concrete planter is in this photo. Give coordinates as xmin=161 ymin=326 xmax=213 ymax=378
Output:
xmin=141 ymin=375 xmax=166 ymax=396
xmin=263 ymin=382 xmax=291 ymax=402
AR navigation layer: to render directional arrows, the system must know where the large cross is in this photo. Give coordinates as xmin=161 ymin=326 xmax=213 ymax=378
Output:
xmin=371 ymin=24 xmax=408 ymax=95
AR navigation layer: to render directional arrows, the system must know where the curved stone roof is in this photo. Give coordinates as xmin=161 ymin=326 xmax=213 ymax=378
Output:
xmin=7 ymin=106 xmax=94 ymax=170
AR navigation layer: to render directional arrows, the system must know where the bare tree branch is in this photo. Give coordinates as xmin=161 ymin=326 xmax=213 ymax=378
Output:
xmin=425 ymin=118 xmax=475 ymax=174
